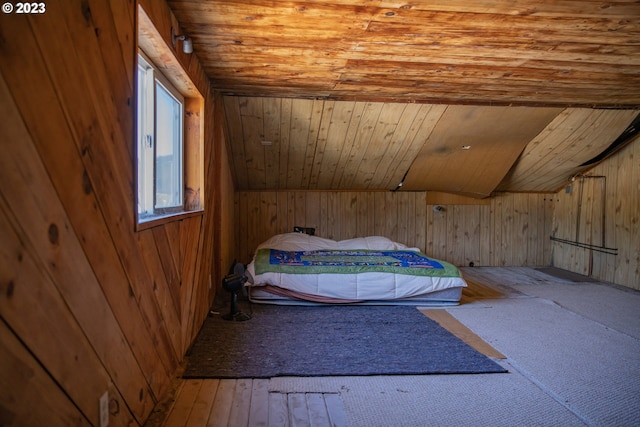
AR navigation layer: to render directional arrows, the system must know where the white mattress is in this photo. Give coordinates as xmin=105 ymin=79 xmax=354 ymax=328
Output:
xmin=245 ymin=233 xmax=467 ymax=304
xmin=248 ymin=285 xmax=463 ymax=307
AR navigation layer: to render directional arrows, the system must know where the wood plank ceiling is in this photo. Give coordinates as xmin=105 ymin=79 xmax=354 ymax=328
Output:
xmin=167 ymin=0 xmax=640 ymax=196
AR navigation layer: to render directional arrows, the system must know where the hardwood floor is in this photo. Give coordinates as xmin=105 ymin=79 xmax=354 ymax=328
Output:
xmin=146 ymin=378 xmax=348 ymax=427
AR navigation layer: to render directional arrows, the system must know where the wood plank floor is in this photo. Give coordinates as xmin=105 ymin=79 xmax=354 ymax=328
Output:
xmin=148 ymin=378 xmax=348 ymax=427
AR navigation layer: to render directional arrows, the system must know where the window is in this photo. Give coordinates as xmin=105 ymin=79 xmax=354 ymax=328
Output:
xmin=136 ymin=4 xmax=204 ymax=229
xmin=137 ymin=53 xmax=184 ymax=220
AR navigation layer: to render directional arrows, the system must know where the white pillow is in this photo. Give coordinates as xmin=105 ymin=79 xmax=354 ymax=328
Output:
xmin=337 ymin=236 xmax=400 ymax=250
xmin=255 ymin=232 xmax=337 ymax=251
xmin=256 ymin=233 xmax=413 ymax=251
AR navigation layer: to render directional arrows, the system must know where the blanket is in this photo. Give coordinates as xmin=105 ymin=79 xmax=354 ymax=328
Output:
xmin=255 ymin=248 xmax=461 ymax=277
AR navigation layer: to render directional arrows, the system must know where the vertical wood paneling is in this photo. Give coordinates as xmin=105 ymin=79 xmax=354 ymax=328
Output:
xmin=479 ymin=203 xmax=492 ymax=266
xmin=614 ymin=141 xmax=636 ymax=286
xmin=236 ymin=191 xmax=250 ymax=264
xmin=263 ymin=97 xmax=282 ymax=189
xmin=377 ymin=103 xmax=419 ymax=188
xmin=355 ymin=192 xmax=369 ymax=238
xmin=501 ymin=194 xmax=515 ymax=266
xmin=294 ymin=191 xmax=307 ymax=229
xmin=236 ymin=190 xmax=554 ymax=268
xmin=528 ymin=194 xmax=541 ymax=266
xmin=397 ymin=192 xmax=410 ymax=246
xmin=265 ymin=191 xmax=279 ymax=238
xmin=513 ymin=194 xmax=529 ymax=265
xmin=224 ymin=96 xmax=248 ymax=190
xmin=240 ymin=97 xmax=267 ymax=189
xmin=447 ymin=206 xmax=462 ymax=262
xmin=463 ymin=205 xmax=481 ymax=267
xmin=490 ymin=194 xmax=503 ymax=265
xmin=415 ymin=193 xmax=428 ymax=253
xmin=553 ymin=136 xmax=640 ymax=290
xmin=305 ymin=191 xmax=321 ymax=232
xmin=308 ymin=100 xmax=334 ymax=188
xmin=542 ymin=195 xmax=555 ymax=266
xmin=278 ymin=98 xmax=293 ymax=189
xmin=383 ymin=192 xmax=398 ymax=241
xmin=351 ymin=103 xmax=404 ymax=188
xmin=246 ymin=191 xmax=262 ymax=263
xmin=316 ymin=101 xmax=356 ymax=188
xmin=332 ymin=103 xmax=366 ymax=188
xmin=301 ymin=100 xmax=326 ymax=188
xmin=288 ymin=100 xmax=315 ymax=188
xmin=276 ymin=191 xmax=290 ymax=235
xmin=373 ymin=192 xmax=387 ymax=241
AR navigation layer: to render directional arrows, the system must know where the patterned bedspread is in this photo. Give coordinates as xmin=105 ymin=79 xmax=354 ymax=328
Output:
xmin=254 ymin=248 xmax=461 ymax=277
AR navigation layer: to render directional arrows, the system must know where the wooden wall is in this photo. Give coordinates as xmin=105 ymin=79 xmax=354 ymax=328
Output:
xmin=552 ymin=136 xmax=640 ymax=290
xmin=236 ymin=136 xmax=639 ymax=292
xmin=235 ymin=191 xmax=554 ymax=268
xmin=0 ymin=1 xmax=234 ymax=426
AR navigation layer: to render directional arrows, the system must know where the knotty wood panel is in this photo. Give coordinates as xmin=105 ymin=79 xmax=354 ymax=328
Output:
xmin=168 ymin=0 xmax=640 ymax=107
xmin=0 ymin=203 xmax=136 ymax=426
xmin=236 ymin=191 xmax=554 ymax=268
xmin=0 ymin=1 xmax=234 ymax=426
xmin=0 ymin=323 xmax=90 ymax=426
xmin=552 ymin=136 xmax=640 ymax=290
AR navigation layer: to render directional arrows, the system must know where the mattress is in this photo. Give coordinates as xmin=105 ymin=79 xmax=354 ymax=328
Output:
xmin=245 ymin=233 xmax=466 ymax=305
xmin=248 ymin=285 xmax=463 ymax=307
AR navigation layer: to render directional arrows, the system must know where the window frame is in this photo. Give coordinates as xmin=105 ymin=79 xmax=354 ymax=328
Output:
xmin=135 ymin=4 xmax=205 ymax=231
xmin=137 ymin=51 xmax=185 ymax=221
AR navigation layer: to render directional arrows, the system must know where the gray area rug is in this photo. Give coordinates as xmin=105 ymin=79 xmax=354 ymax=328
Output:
xmin=184 ymin=304 xmax=507 ymax=378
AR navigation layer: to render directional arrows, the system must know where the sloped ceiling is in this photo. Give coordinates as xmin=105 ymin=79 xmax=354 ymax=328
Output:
xmin=221 ymin=97 xmax=637 ymax=194
xmin=167 ymin=1 xmax=640 ymax=196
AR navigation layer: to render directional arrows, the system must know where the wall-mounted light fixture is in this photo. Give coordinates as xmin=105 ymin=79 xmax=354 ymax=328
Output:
xmin=172 ymin=27 xmax=193 ymax=54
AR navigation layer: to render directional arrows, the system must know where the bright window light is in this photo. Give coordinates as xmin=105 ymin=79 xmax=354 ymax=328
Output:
xmin=137 ymin=52 xmax=184 ymax=220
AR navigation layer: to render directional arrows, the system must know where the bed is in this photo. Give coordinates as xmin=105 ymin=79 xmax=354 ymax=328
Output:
xmin=245 ymin=233 xmax=467 ymax=306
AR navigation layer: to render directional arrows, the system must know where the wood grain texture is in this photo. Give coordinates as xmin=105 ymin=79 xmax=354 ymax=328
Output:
xmin=552 ymin=136 xmax=640 ymax=290
xmin=0 ymin=1 xmax=233 ymax=425
xmin=235 ymin=190 xmax=554 ymax=268
xmin=158 ymin=379 xmax=347 ymax=427
xmin=168 ymin=0 xmax=640 ymax=107
xmin=171 ymin=0 xmax=640 ymax=197
xmin=0 ymin=323 xmax=91 ymax=427
xmin=222 ymin=95 xmax=637 ymax=195
xmin=498 ymin=109 xmax=639 ymax=192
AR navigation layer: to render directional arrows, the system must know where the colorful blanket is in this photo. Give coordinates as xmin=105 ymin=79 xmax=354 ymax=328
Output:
xmin=254 ymin=249 xmax=461 ymax=277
